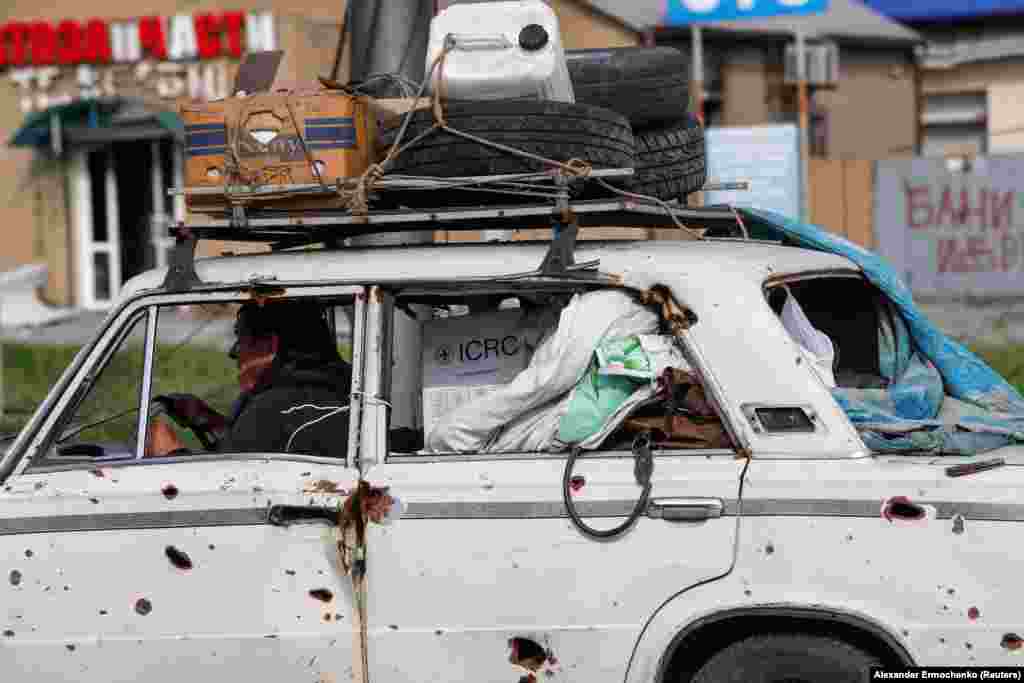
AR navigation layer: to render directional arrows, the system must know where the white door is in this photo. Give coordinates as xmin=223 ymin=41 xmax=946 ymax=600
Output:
xmin=360 ymin=286 xmax=745 ymax=680
xmin=0 ymin=289 xmax=367 ymax=681
xmin=70 ymin=150 xmax=122 ymax=310
xmin=70 ymin=141 xmax=180 ymax=310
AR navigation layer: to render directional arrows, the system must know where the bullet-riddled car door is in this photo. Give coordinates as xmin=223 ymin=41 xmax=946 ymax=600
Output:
xmin=0 ymin=289 xmax=366 ymax=683
xmin=360 ymin=288 xmax=745 ymax=681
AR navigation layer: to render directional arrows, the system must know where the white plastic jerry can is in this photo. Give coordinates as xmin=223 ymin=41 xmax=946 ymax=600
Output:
xmin=425 ymin=0 xmax=576 ymax=103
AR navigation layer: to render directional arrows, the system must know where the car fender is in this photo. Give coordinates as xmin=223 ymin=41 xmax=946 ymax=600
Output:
xmin=625 ymin=574 xmax=915 ymax=683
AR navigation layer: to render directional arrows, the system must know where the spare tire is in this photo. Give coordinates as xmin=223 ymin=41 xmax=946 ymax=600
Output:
xmin=566 ymin=47 xmax=690 ymax=128
xmin=631 ymin=114 xmax=706 ymax=202
xmin=378 ymin=100 xmax=634 ymax=207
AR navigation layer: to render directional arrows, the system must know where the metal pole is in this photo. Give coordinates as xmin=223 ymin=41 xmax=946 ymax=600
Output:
xmin=795 ymin=29 xmax=810 ymax=222
xmin=691 ymin=25 xmax=704 ymax=124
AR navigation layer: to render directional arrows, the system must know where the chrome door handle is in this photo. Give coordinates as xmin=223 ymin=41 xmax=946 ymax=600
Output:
xmin=648 ymin=497 xmax=724 ymax=522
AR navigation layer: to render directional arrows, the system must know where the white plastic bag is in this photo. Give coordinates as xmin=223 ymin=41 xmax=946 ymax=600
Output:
xmin=781 ymin=294 xmax=837 ymax=388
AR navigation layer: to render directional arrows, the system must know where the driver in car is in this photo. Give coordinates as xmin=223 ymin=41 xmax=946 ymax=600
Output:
xmin=146 ymin=301 xmax=353 ymax=459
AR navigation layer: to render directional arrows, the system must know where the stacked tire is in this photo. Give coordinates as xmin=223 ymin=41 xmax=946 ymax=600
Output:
xmin=566 ymin=46 xmax=706 ymax=202
xmin=378 ymin=46 xmax=704 ymax=207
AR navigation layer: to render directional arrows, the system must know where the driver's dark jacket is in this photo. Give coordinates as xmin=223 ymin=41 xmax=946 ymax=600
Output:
xmin=219 ymin=358 xmax=352 ymax=459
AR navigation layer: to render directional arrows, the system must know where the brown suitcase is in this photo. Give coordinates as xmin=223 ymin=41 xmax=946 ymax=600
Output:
xmin=181 ymin=90 xmax=372 ymax=211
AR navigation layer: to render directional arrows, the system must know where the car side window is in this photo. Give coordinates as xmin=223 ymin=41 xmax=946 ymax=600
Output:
xmin=145 ymin=303 xmax=240 ymax=454
xmin=47 ymin=312 xmax=148 ymax=462
xmin=766 ymin=275 xmax=907 ymax=390
xmin=28 ymin=293 xmax=360 ymax=471
xmin=143 ymin=299 xmax=355 ymax=459
xmin=382 ymin=285 xmax=735 ymax=458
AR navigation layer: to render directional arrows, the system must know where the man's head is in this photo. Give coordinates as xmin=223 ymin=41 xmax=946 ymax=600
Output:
xmin=229 ymin=301 xmax=337 ymax=391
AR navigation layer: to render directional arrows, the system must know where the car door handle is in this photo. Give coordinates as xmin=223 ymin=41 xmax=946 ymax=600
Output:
xmin=647 ymin=497 xmax=724 ymax=522
xmin=267 ymin=504 xmax=339 ymax=527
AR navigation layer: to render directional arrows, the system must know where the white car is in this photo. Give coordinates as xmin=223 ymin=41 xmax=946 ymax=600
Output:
xmin=2 ymin=235 xmax=1021 ymax=682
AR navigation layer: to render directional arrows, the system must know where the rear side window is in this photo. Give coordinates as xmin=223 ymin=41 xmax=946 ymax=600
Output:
xmin=381 ymin=285 xmax=735 ymax=458
xmin=766 ymin=275 xmax=907 ymax=390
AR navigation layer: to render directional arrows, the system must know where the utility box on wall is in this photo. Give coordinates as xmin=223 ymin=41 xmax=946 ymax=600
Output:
xmin=784 ymin=42 xmax=840 ymax=88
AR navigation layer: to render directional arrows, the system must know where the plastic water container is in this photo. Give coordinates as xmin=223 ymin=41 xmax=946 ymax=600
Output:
xmin=425 ymin=0 xmax=575 ymax=103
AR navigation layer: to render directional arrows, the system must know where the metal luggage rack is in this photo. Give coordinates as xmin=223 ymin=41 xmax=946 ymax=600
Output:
xmin=163 ymin=168 xmax=751 ymax=292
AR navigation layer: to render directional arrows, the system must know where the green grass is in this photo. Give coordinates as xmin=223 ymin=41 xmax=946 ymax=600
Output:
xmin=970 ymin=344 xmax=1024 ymax=396
xmin=2 ymin=342 xmax=238 ymax=444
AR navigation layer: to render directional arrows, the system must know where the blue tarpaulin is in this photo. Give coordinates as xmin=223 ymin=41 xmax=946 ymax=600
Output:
xmin=861 ymin=0 xmax=1024 ymax=22
xmin=738 ymin=207 xmax=1024 ymax=456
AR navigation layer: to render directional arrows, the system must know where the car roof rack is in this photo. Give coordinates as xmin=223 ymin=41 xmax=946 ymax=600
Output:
xmin=162 ymin=168 xmax=751 ymax=292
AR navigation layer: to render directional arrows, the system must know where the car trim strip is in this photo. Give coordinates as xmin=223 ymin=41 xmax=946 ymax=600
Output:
xmin=1 ymin=498 xmax=1022 ymax=536
xmin=0 ymin=508 xmax=268 ymax=536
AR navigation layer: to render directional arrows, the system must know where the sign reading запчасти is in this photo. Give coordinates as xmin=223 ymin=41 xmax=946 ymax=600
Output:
xmin=0 ymin=12 xmax=276 ymax=114
xmin=663 ymin=0 xmax=829 ymax=25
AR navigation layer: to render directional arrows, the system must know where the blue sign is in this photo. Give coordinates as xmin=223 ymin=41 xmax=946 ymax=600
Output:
xmin=664 ymin=0 xmax=829 ymax=25
xmin=704 ymin=124 xmax=802 ymax=220
xmin=862 ymin=0 xmax=1024 ymax=22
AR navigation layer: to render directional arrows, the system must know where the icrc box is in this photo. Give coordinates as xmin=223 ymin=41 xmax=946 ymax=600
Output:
xmin=421 ymin=309 xmax=542 ymax=434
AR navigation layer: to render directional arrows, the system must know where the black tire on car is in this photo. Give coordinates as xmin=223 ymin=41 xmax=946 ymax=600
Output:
xmin=690 ymin=633 xmax=882 ymax=683
xmin=631 ymin=114 xmax=706 ymax=202
xmin=377 ymin=100 xmax=634 ymax=206
xmin=566 ymin=47 xmax=690 ymax=128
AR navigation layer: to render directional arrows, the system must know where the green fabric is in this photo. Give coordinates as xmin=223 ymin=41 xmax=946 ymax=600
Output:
xmin=557 ymin=336 xmax=654 ymax=444
xmin=596 ymin=336 xmax=655 ymax=379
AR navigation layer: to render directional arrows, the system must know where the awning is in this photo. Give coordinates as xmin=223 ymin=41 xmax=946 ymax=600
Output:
xmin=9 ymin=98 xmax=185 ymax=152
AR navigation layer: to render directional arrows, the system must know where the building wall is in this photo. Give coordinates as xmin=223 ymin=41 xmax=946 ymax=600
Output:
xmin=920 ymin=58 xmax=1024 ymax=155
xmin=721 ymin=48 xmax=770 ymax=127
xmin=711 ymin=44 xmax=917 ymax=160
xmin=0 ymin=4 xmax=346 ymax=305
xmin=815 ymin=49 xmax=917 ymax=159
xmin=550 ymin=0 xmax=639 ymax=49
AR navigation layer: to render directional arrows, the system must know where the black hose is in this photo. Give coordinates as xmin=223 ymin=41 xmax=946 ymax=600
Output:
xmin=562 ymin=433 xmax=654 ymax=541
xmin=329 ymin=1 xmax=352 ymax=83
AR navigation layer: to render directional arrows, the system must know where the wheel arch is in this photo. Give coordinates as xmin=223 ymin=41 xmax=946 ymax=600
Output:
xmin=655 ymin=605 xmax=916 ymax=683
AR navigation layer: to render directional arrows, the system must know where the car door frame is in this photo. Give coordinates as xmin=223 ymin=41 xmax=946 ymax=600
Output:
xmin=0 ymin=283 xmax=376 ymax=683
xmin=4 ymin=284 xmax=370 ymax=478
xmin=356 ymin=278 xmax=752 ymax=681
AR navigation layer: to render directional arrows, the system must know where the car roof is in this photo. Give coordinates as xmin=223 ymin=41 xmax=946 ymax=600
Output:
xmin=120 ymin=239 xmax=858 ymax=302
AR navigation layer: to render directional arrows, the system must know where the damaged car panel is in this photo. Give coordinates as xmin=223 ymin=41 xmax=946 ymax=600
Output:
xmin=1 ymin=286 xmax=367 ymax=682
xmin=2 ymin=238 xmax=1023 ymax=681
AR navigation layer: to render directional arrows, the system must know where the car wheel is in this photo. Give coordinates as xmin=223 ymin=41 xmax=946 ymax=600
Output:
xmin=566 ymin=47 xmax=690 ymax=128
xmin=377 ymin=100 xmax=634 ymax=207
xmin=630 ymin=115 xmax=706 ymax=203
xmin=690 ymin=633 xmax=882 ymax=683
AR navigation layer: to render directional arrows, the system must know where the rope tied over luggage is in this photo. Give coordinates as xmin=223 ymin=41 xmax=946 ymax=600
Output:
xmin=208 ymin=33 xmax=701 ymax=239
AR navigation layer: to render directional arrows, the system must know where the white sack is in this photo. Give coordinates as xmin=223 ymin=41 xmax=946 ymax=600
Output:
xmin=425 ymin=289 xmax=659 ymax=453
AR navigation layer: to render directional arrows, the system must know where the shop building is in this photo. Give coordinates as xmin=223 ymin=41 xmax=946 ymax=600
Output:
xmin=861 ymin=0 xmax=1024 ymax=158
xmin=589 ymin=0 xmax=922 ymax=159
